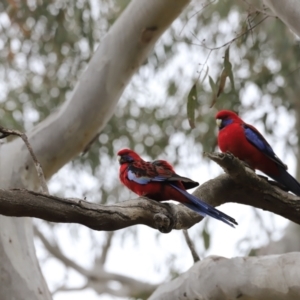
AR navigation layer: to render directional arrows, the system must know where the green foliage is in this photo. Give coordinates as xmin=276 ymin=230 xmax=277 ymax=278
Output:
xmin=202 ymin=226 xmax=210 ymax=250
xmin=217 ymin=46 xmax=235 ymax=97
xmin=1 ymin=0 xmax=108 ymax=128
xmin=187 ymin=83 xmax=197 ymax=128
xmin=208 ymin=75 xmax=217 ymax=107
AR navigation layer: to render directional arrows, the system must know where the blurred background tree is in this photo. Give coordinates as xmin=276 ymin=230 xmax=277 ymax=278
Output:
xmin=1 ymin=0 xmax=300 ymax=299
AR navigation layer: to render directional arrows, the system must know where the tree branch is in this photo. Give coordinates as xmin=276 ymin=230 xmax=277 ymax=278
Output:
xmin=193 ymin=152 xmax=300 ymax=224
xmin=149 ymin=252 xmax=300 ymax=299
xmin=0 ymin=189 xmax=201 ymax=233
xmin=0 ymin=126 xmax=48 ymax=194
xmin=34 ymin=226 xmax=158 ymax=298
xmin=0 ymin=153 xmax=300 ymax=232
xmin=182 ymin=230 xmax=200 ymax=262
xmin=97 ymin=231 xmax=115 ymax=266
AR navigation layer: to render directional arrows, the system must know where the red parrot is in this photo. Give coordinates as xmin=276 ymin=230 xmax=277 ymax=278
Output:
xmin=117 ymin=148 xmax=238 ymax=227
xmin=216 ymin=110 xmax=300 ymax=196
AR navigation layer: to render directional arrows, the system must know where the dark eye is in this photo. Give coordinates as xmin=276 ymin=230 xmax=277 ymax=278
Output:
xmin=118 ymin=155 xmax=134 ymax=164
xmin=220 ymin=118 xmax=233 ymax=129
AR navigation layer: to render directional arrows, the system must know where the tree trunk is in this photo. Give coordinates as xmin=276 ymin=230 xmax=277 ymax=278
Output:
xmin=0 ymin=1 xmax=190 ymax=299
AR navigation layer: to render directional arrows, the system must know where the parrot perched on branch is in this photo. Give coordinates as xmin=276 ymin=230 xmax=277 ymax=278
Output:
xmin=117 ymin=148 xmax=238 ymax=227
xmin=216 ymin=109 xmax=300 ymax=196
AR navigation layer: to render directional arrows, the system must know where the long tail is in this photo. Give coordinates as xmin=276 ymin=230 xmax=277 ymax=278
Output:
xmin=171 ymin=184 xmax=238 ymax=228
xmin=268 ymin=168 xmax=300 ymax=197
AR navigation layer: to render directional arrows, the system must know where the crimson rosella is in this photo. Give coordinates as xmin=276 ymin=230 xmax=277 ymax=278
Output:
xmin=117 ymin=148 xmax=238 ymax=227
xmin=216 ymin=110 xmax=300 ymax=196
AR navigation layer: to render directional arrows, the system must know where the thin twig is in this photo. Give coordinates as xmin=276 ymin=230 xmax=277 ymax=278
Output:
xmin=34 ymin=225 xmax=90 ymax=276
xmin=34 ymin=225 xmax=158 ymax=296
xmin=183 ymin=229 xmax=200 ymax=262
xmin=98 ymin=231 xmax=115 ymax=266
xmin=196 ymin=15 xmax=269 ymax=51
xmin=0 ymin=126 xmax=49 ymax=194
xmin=186 ymin=12 xmax=269 ymax=89
xmin=52 ymin=283 xmax=89 ymax=295
xmin=197 ymin=49 xmax=212 ymax=82
xmin=252 ymin=207 xmax=272 ymax=239
xmin=242 ymin=0 xmax=277 ymax=17
xmin=179 ymin=0 xmax=216 ymax=35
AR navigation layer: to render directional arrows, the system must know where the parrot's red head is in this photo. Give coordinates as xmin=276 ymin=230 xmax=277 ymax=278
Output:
xmin=215 ymin=110 xmax=241 ymax=130
xmin=117 ymin=149 xmax=141 ymax=165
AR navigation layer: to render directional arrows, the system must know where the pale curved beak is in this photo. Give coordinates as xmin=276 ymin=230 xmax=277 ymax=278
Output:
xmin=117 ymin=155 xmax=121 ymax=162
xmin=216 ymin=119 xmax=222 ymax=127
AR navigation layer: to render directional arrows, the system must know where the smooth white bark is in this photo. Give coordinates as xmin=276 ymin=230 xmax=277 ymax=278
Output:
xmin=263 ymin=0 xmax=300 ymax=37
xmin=18 ymin=0 xmax=189 ymax=179
xmin=0 ymin=1 xmax=190 ymax=299
xmin=150 ymin=252 xmax=300 ymax=300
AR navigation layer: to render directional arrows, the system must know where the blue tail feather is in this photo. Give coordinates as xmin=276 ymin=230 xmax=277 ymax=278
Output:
xmin=170 ymin=184 xmax=238 ymax=228
xmin=183 ymin=203 xmax=236 ymax=228
xmin=268 ymin=168 xmax=300 ymax=197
